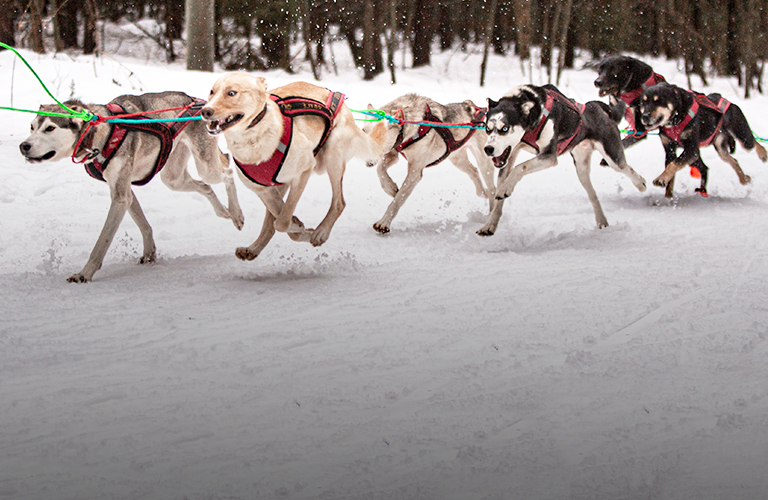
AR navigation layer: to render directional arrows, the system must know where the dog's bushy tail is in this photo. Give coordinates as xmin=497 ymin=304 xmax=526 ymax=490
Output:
xmin=593 ymin=100 xmax=626 ymax=124
xmin=351 ymin=120 xmax=387 ymax=165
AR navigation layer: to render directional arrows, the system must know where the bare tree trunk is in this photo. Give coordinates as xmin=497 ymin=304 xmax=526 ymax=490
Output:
xmin=480 ymin=0 xmax=499 ymax=87
xmin=362 ymin=0 xmax=380 ymax=80
xmin=0 ymin=0 xmax=17 ymax=48
xmin=555 ymin=0 xmax=573 ymax=86
xmin=30 ymin=0 xmax=45 ymax=53
xmin=82 ymin=0 xmax=98 ymax=55
xmin=186 ymin=0 xmax=214 ymax=71
xmin=387 ymin=0 xmax=397 ymax=84
xmin=512 ymin=0 xmax=531 ymax=79
xmin=301 ymin=0 xmax=319 ymax=79
xmin=411 ymin=0 xmax=436 ymax=68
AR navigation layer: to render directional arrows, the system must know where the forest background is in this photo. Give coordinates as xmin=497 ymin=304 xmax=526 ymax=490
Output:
xmin=1 ymin=0 xmax=766 ymax=96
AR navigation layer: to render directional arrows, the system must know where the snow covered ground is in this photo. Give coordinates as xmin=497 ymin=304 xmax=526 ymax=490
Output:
xmin=2 ymin=29 xmax=768 ymax=500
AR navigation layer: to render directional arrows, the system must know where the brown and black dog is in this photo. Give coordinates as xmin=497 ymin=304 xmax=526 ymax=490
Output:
xmin=638 ymin=82 xmax=767 ymax=197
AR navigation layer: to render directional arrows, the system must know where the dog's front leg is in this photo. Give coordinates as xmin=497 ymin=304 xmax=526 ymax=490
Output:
xmin=275 ymin=169 xmax=313 ymax=241
xmin=477 ymin=146 xmax=522 ymax=236
xmin=69 ymin=172 xmax=133 ymax=282
xmin=236 ymin=209 xmax=278 ymax=261
xmin=496 ymin=153 xmax=558 ymax=200
xmin=126 ymin=189 xmax=156 ymax=264
xmin=653 ymin=144 xmax=699 ymax=191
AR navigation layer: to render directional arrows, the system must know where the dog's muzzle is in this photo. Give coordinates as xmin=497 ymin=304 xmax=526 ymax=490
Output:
xmin=19 ymin=142 xmax=56 ymax=162
xmin=202 ymin=109 xmax=244 ymax=135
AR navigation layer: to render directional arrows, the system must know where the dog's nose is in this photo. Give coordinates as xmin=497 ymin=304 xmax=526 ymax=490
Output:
xmin=200 ymin=107 xmax=214 ymax=120
xmin=484 ymin=145 xmax=494 ymax=157
xmin=19 ymin=142 xmax=31 ymax=154
xmin=593 ymin=78 xmax=603 ymax=87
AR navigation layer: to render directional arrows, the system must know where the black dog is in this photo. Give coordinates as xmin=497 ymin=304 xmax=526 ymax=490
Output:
xmin=638 ymin=82 xmax=767 ymax=197
xmin=593 ymin=55 xmax=667 ymax=150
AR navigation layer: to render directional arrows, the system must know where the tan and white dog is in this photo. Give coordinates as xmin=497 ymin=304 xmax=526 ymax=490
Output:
xmin=201 ymin=72 xmax=386 ymax=260
xmin=364 ymin=93 xmax=494 ymax=234
xmin=19 ymin=92 xmax=244 ymax=282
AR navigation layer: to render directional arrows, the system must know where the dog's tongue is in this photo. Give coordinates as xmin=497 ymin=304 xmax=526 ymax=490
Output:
xmin=492 ymin=156 xmax=504 ymax=168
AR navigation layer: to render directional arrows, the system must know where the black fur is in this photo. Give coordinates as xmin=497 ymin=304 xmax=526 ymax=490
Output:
xmin=593 ymin=55 xmax=663 ymax=149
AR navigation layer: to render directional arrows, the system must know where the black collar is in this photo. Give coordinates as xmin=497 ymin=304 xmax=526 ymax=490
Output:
xmin=247 ymin=104 xmax=268 ymax=129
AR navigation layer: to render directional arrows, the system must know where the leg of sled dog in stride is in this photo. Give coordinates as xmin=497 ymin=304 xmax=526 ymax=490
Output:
xmin=363 ymin=96 xmax=493 ymax=234
xmin=19 ymin=93 xmax=241 ymax=283
xmin=203 ymin=72 xmax=386 ymax=257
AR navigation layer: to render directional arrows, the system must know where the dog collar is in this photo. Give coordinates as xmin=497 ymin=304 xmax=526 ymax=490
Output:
xmin=246 ymin=104 xmax=269 ymax=129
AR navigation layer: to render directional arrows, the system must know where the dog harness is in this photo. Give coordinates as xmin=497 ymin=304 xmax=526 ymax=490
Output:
xmin=392 ymin=105 xmax=487 ymax=167
xmin=521 ymin=89 xmax=586 ymax=156
xmin=620 ymin=72 xmax=666 ymax=136
xmin=660 ymin=92 xmax=730 ymax=148
xmin=233 ymin=91 xmax=344 ymax=186
xmin=80 ymin=98 xmax=206 ymax=186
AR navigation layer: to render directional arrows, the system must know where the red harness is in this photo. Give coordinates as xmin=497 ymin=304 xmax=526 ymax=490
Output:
xmin=233 ymin=91 xmax=344 ymax=186
xmin=81 ymin=98 xmax=206 ymax=186
xmin=393 ymin=105 xmax=486 ymax=167
xmin=522 ymin=89 xmax=586 ymax=156
xmin=660 ymin=92 xmax=730 ymax=148
xmin=619 ymin=72 xmax=666 ymax=132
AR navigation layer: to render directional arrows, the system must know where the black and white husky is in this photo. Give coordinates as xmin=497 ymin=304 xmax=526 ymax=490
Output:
xmin=480 ymin=84 xmax=647 ymax=236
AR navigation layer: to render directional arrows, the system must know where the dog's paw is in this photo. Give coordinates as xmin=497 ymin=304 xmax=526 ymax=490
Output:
xmin=597 ymin=218 xmax=609 ymax=229
xmin=231 ymin=209 xmax=245 ymax=231
xmin=653 ymin=176 xmax=669 ymax=188
xmin=310 ymin=228 xmax=330 ymax=247
xmin=235 ymin=247 xmax=258 ymax=261
xmin=373 ymin=222 xmax=391 ymax=234
xmin=67 ymin=273 xmax=90 ymax=283
xmin=741 ymin=174 xmax=752 ymax=185
xmin=599 ymin=158 xmax=609 ymax=167
xmin=634 ymin=177 xmax=647 ymax=192
xmin=476 ymin=227 xmax=495 ymax=237
xmin=139 ymin=251 xmax=156 ymax=265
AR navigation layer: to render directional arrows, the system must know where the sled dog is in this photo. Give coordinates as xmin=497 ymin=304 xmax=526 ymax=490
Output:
xmin=201 ymin=72 xmax=386 ymax=259
xmin=481 ymin=84 xmax=647 ymax=235
xmin=18 ymin=92 xmax=244 ymax=282
xmin=364 ymin=93 xmax=494 ymax=233
xmin=637 ymin=82 xmax=767 ymax=197
xmin=592 ymin=54 xmax=666 ymax=150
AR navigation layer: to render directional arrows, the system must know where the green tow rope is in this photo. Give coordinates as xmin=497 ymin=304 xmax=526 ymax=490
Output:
xmin=0 ymin=41 xmax=93 ymax=120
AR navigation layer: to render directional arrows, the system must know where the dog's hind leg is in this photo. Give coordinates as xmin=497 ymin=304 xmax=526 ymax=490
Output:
xmin=377 ymin=150 xmax=400 ymax=197
xmin=312 ymin=157 xmax=346 ymax=247
xmin=161 ymin=143 xmax=242 ymax=227
xmin=373 ymin=160 xmax=427 ymax=233
xmin=714 ymin=134 xmax=751 ymax=185
xmin=126 ymin=190 xmax=156 ymax=264
xmin=571 ymin=144 xmax=609 ymax=228
xmin=449 ymin=148 xmax=490 ymax=199
xmin=594 ymin=136 xmax=647 ymax=192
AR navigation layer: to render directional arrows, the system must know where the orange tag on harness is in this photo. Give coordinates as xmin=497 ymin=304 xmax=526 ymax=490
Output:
xmin=689 ymin=166 xmax=701 ymax=178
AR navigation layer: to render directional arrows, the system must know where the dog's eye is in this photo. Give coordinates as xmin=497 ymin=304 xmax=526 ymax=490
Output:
xmin=485 ymin=126 xmax=492 ymax=134
xmin=501 ymin=125 xmax=510 ymax=133
xmin=227 ymin=90 xmax=237 ymax=97
xmin=209 ymin=89 xmax=214 ymax=95
xmin=44 ymin=125 xmax=55 ymax=133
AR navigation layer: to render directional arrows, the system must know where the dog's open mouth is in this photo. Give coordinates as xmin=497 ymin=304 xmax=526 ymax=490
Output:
xmin=596 ymin=86 xmax=616 ymax=97
xmin=492 ymin=146 xmax=511 ymax=168
xmin=24 ymin=150 xmax=56 ymax=163
xmin=205 ymin=113 xmax=243 ymax=135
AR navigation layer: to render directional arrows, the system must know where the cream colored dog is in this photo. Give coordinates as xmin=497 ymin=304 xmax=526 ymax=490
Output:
xmin=201 ymin=73 xmax=386 ymax=260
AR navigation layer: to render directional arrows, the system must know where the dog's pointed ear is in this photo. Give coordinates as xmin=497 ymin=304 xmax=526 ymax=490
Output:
xmin=255 ymin=76 xmax=267 ymax=93
xmin=522 ymin=101 xmax=539 ymax=128
xmin=367 ymin=103 xmax=374 ymax=110
xmin=487 ymin=98 xmax=498 ymax=109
